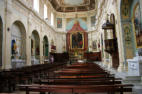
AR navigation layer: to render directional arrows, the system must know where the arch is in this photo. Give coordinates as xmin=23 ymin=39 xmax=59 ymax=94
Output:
xmin=31 ymin=30 xmax=40 ymax=64
xmin=43 ymin=36 xmax=49 ymax=61
xmin=120 ymin=0 xmax=138 ymax=59
xmin=11 ymin=20 xmax=26 ymax=68
xmin=43 ymin=36 xmax=49 ymax=56
xmin=132 ymin=2 xmax=142 ymax=48
xmin=0 ymin=16 xmax=3 ymax=66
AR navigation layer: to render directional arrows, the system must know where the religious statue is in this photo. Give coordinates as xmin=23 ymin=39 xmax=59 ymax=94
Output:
xmin=12 ymin=40 xmax=17 ymax=55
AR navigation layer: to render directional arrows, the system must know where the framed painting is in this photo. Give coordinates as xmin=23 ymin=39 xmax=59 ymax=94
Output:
xmin=57 ymin=18 xmax=62 ymax=28
xmin=124 ymin=24 xmax=132 ymax=47
xmin=121 ymin=0 xmax=130 ymax=19
xmin=70 ymin=32 xmax=84 ymax=49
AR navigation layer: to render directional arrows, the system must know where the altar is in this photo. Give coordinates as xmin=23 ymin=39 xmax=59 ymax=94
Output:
xmin=67 ymin=21 xmax=88 ymax=61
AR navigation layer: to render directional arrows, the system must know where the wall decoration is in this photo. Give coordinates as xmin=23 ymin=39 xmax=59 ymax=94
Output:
xmin=91 ymin=16 xmax=96 ymax=27
xmin=57 ymin=18 xmax=62 ymax=28
xmin=71 ymin=32 xmax=83 ymax=49
xmin=11 ymin=24 xmax=22 ymax=59
xmin=92 ymin=40 xmax=97 ymax=51
xmin=124 ymin=24 xmax=133 ymax=59
xmin=133 ymin=3 xmax=142 ymax=48
xmin=124 ymin=24 xmax=132 ymax=47
xmin=11 ymin=39 xmax=17 ymax=55
xmin=66 ymin=17 xmax=87 ymax=31
xmin=121 ymin=0 xmax=130 ymax=19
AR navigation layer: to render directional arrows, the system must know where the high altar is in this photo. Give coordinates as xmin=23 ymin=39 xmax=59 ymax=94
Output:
xmin=67 ymin=21 xmax=88 ymax=61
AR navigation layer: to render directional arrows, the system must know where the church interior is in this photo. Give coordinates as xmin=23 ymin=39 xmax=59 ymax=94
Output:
xmin=0 ymin=0 xmax=142 ymax=94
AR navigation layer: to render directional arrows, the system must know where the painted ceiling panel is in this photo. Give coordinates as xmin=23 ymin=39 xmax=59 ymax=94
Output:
xmin=64 ymin=0 xmax=84 ymax=6
xmin=49 ymin=0 xmax=95 ymax=12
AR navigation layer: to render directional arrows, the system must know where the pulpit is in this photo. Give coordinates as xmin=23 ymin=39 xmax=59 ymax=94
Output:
xmin=67 ymin=21 xmax=88 ymax=61
xmin=102 ymin=14 xmax=119 ymax=69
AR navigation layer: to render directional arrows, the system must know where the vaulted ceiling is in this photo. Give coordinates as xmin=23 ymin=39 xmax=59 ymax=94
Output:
xmin=49 ymin=0 xmax=96 ymax=12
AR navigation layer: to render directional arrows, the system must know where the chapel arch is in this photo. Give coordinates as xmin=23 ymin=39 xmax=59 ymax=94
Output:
xmin=31 ymin=30 xmax=40 ymax=64
xmin=11 ymin=20 xmax=26 ymax=68
xmin=43 ymin=36 xmax=49 ymax=61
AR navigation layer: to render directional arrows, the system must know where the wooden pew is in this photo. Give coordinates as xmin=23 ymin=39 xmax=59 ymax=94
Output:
xmin=35 ymin=77 xmax=122 ymax=85
xmin=0 ymin=62 xmax=67 ymax=92
xmin=54 ymin=63 xmax=111 ymax=78
xmin=18 ymin=62 xmax=133 ymax=94
xmin=18 ymin=84 xmax=133 ymax=94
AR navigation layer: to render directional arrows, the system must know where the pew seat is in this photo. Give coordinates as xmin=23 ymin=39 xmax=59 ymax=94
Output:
xmin=19 ymin=84 xmax=133 ymax=94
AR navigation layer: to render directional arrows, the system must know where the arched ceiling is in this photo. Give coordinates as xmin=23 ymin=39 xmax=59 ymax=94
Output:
xmin=49 ymin=0 xmax=96 ymax=12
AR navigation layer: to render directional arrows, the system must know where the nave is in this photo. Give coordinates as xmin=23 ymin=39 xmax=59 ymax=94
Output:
xmin=0 ymin=0 xmax=142 ymax=94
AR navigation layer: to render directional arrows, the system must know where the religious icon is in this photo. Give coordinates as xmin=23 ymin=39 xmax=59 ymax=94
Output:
xmin=11 ymin=39 xmax=17 ymax=55
xmin=71 ymin=32 xmax=83 ymax=49
xmin=124 ymin=25 xmax=131 ymax=46
xmin=57 ymin=18 xmax=62 ymax=28
xmin=121 ymin=0 xmax=129 ymax=19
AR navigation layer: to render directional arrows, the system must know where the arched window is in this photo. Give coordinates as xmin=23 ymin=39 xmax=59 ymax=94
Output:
xmin=33 ymin=0 xmax=39 ymax=13
xmin=44 ymin=4 xmax=48 ymax=19
xmin=51 ymin=12 xmax=54 ymax=26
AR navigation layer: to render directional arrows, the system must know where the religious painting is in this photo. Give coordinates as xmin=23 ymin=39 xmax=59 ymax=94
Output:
xmin=121 ymin=0 xmax=130 ymax=19
xmin=133 ymin=3 xmax=142 ymax=48
xmin=71 ymin=32 xmax=84 ymax=49
xmin=57 ymin=18 xmax=62 ymax=28
xmin=124 ymin=24 xmax=133 ymax=59
xmin=92 ymin=40 xmax=97 ymax=51
xmin=91 ymin=16 xmax=96 ymax=27
xmin=124 ymin=24 xmax=132 ymax=47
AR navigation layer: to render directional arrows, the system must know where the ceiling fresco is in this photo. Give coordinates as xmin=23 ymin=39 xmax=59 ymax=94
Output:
xmin=59 ymin=0 xmax=89 ymax=6
xmin=49 ymin=0 xmax=96 ymax=12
